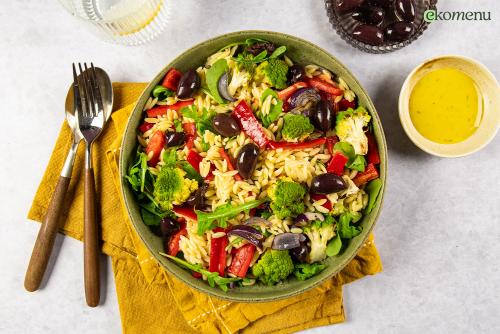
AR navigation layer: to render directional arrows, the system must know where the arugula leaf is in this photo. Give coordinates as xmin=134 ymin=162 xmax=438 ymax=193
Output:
xmin=326 ymin=234 xmax=342 ymax=257
xmin=200 ymin=137 xmax=210 ymax=152
xmin=365 ymin=178 xmax=382 ymax=214
xmin=347 ymin=155 xmax=366 ymax=172
xmin=141 ymin=208 xmax=163 ymax=226
xmin=177 ymin=161 xmax=204 ymax=184
xmin=259 ymin=88 xmax=283 ymax=127
xmin=126 ymin=150 xmax=149 ymax=192
xmin=269 ymin=46 xmax=286 ymax=59
xmin=181 ymin=105 xmax=215 ymax=134
xmin=152 ymin=85 xmax=174 ymax=101
xmin=337 ymin=212 xmax=362 ymax=239
xmin=293 ymin=263 xmax=326 ymax=281
xmin=206 ymin=59 xmax=228 ymax=104
xmin=196 ymin=199 xmax=268 ymax=235
xmin=160 ymin=253 xmax=241 ymax=291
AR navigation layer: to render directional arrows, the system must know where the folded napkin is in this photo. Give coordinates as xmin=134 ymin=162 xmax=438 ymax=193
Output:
xmin=28 ymin=83 xmax=383 ymax=334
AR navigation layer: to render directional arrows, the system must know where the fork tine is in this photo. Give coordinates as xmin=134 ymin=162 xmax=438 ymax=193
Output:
xmin=83 ymin=63 xmax=97 ymax=117
xmin=78 ymin=63 xmax=91 ymax=118
xmin=73 ymin=63 xmax=85 ymax=122
xmin=90 ymin=63 xmax=104 ymax=114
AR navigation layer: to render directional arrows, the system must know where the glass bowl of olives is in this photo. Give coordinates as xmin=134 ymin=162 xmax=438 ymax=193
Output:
xmin=325 ymin=0 xmax=437 ymax=53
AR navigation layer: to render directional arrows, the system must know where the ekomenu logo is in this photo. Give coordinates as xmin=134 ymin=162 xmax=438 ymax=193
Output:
xmin=424 ymin=9 xmax=492 ymax=22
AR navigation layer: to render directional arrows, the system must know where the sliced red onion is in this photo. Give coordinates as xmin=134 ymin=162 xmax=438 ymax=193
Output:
xmin=304 ymin=212 xmax=324 ymax=221
xmin=244 ymin=217 xmax=271 ymax=227
xmin=272 ymin=233 xmax=307 ymax=250
xmin=289 ymin=88 xmax=321 ymax=109
xmin=217 ymin=72 xmax=236 ymax=102
xmin=227 ymin=225 xmax=264 ymax=249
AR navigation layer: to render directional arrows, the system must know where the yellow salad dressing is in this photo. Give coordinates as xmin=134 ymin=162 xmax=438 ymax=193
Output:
xmin=409 ymin=67 xmax=482 ymax=144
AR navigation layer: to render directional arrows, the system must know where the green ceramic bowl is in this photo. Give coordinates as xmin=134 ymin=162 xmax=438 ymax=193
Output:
xmin=119 ymin=30 xmax=387 ymax=302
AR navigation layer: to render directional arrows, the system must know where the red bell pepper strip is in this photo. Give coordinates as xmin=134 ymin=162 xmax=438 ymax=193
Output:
xmin=232 ymin=101 xmax=269 ymax=148
xmin=209 ymin=228 xmax=228 ymax=276
xmin=162 ymin=68 xmax=182 ymax=91
xmin=267 ymin=137 xmax=327 ymax=150
xmin=172 ymin=206 xmax=198 ymax=221
xmin=366 ymin=132 xmax=380 ymax=165
xmin=191 ymin=272 xmax=202 ymax=279
xmin=182 ymin=122 xmax=197 ymax=136
xmin=138 ymin=122 xmax=154 ymax=133
xmin=219 ymin=148 xmax=243 ymax=181
xmin=167 ymin=224 xmax=187 ymax=256
xmin=186 ymin=150 xmax=203 ymax=173
xmin=337 ymin=98 xmax=357 ymax=111
xmin=228 ymin=244 xmax=256 ymax=278
xmin=205 ymin=164 xmax=216 ymax=181
xmin=353 ymin=163 xmax=379 ymax=187
xmin=145 ymin=130 xmax=165 ymax=167
xmin=306 ymin=77 xmax=343 ymax=96
xmin=277 ymin=81 xmax=308 ymax=101
xmin=325 ymin=136 xmax=338 ymax=155
xmin=146 ymin=99 xmax=194 ymax=118
xmin=310 ymin=194 xmax=332 ymax=211
xmin=327 ymin=152 xmax=349 ymax=176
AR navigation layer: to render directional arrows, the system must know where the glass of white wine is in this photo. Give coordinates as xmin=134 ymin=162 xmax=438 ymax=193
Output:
xmin=59 ymin=0 xmax=170 ymax=45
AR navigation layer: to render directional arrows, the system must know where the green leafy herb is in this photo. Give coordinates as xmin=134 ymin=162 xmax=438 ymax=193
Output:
xmin=206 ymin=59 xmax=229 ymax=104
xmin=269 ymin=46 xmax=287 ymax=59
xmin=177 ymin=161 xmax=204 ymax=184
xmin=160 ymin=253 xmax=241 ymax=291
xmin=334 ymin=141 xmax=366 ymax=172
xmin=326 ymin=234 xmax=342 ymax=257
xmin=259 ymin=88 xmax=283 ymax=127
xmin=259 ymin=211 xmax=272 ymax=220
xmin=293 ymin=263 xmax=326 ymax=281
xmin=126 ymin=150 xmax=149 ymax=192
xmin=141 ymin=208 xmax=163 ymax=226
xmin=162 ymin=148 xmax=177 ymax=167
xmin=337 ymin=212 xmax=362 ymax=239
xmin=152 ymin=85 xmax=174 ymax=101
xmin=365 ymin=178 xmax=382 ymax=214
xmin=196 ymin=199 xmax=269 ymax=235
xmin=181 ymin=105 xmax=215 ymax=134
xmin=347 ymin=155 xmax=366 ymax=172
xmin=200 ymin=137 xmax=210 ymax=152
xmin=174 ymin=119 xmax=183 ymax=132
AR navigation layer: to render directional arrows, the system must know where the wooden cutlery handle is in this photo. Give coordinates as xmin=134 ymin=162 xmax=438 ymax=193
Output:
xmin=84 ymin=168 xmax=100 ymax=307
xmin=25 ymin=176 xmax=71 ymax=292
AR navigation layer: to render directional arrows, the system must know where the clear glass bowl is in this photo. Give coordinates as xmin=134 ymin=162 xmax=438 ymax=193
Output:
xmin=325 ymin=0 xmax=437 ymax=53
xmin=59 ymin=0 xmax=170 ymax=45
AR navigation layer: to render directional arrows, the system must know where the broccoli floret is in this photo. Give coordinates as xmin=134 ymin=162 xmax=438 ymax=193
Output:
xmin=303 ymin=216 xmax=336 ymax=263
xmin=335 ymin=107 xmax=371 ymax=155
xmin=269 ymin=179 xmax=306 ymax=219
xmin=255 ymin=58 xmax=289 ymax=89
xmin=293 ymin=263 xmax=326 ymax=281
xmin=153 ymin=166 xmax=198 ymax=210
xmin=281 ymin=114 xmax=314 ymax=141
xmin=252 ymin=250 xmax=294 ymax=285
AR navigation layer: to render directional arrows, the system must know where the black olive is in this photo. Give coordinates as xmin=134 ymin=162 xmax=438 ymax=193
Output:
xmin=288 ymin=65 xmax=305 ymax=84
xmin=310 ymin=173 xmax=347 ymax=194
xmin=246 ymin=42 xmax=276 ymax=56
xmin=159 ymin=217 xmax=179 ymax=237
xmin=186 ymin=184 xmax=209 ymax=210
xmin=176 ymin=69 xmax=200 ymax=99
xmin=212 ymin=114 xmax=241 ymax=137
xmin=311 ymin=100 xmax=335 ymax=132
xmin=385 ymin=21 xmax=414 ymax=42
xmin=352 ymin=24 xmax=385 ymax=45
xmin=352 ymin=5 xmax=385 ymax=25
xmin=236 ymin=143 xmax=259 ymax=179
xmin=290 ymin=235 xmax=310 ymax=263
xmin=394 ymin=0 xmax=415 ymax=22
xmin=165 ymin=132 xmax=186 ymax=147
xmin=336 ymin=0 xmax=365 ymax=13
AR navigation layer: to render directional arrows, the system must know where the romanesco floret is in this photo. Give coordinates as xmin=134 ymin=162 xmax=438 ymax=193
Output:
xmin=281 ymin=114 xmax=314 ymax=141
xmin=255 ymin=58 xmax=289 ymax=89
xmin=303 ymin=216 xmax=336 ymax=263
xmin=153 ymin=166 xmax=198 ymax=210
xmin=252 ymin=250 xmax=294 ymax=285
xmin=335 ymin=107 xmax=371 ymax=155
xmin=269 ymin=179 xmax=306 ymax=219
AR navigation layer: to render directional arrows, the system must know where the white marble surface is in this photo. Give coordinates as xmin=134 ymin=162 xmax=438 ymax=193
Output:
xmin=1 ymin=0 xmax=499 ymax=333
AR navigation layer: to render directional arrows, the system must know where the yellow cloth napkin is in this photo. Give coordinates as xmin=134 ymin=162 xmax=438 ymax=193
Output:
xmin=28 ymin=83 xmax=383 ymax=334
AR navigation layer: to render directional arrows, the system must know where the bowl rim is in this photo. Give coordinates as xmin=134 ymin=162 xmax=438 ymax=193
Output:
xmin=398 ymin=54 xmax=500 ymax=158
xmin=119 ymin=30 xmax=388 ymax=302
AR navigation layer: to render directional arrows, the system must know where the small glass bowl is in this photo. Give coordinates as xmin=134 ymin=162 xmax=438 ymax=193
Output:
xmin=324 ymin=0 xmax=437 ymax=53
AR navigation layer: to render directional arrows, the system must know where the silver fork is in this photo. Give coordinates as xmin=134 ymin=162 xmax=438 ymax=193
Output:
xmin=73 ymin=63 xmax=104 ymax=307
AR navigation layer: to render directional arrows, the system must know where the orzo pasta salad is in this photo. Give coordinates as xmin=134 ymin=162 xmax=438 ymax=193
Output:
xmin=126 ymin=38 xmax=383 ymax=290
